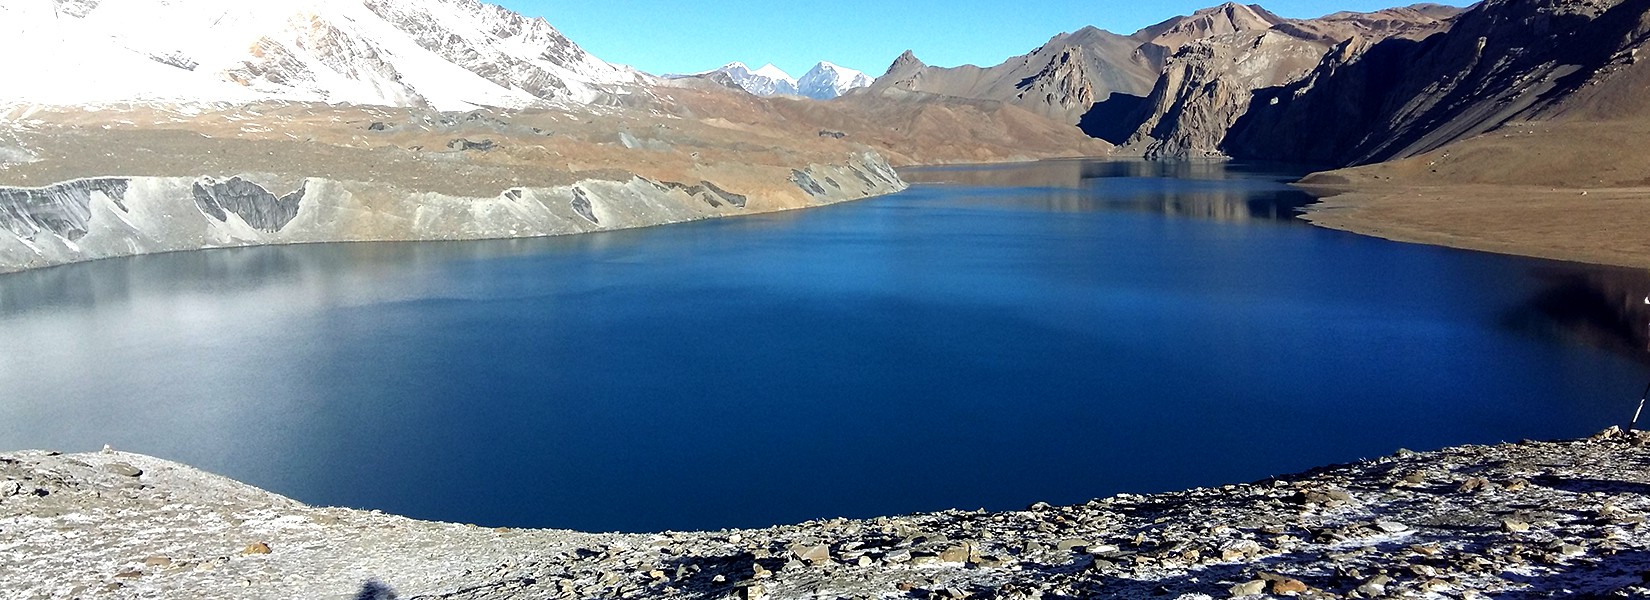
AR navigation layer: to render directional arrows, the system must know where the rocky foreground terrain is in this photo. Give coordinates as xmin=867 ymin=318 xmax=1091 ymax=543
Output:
xmin=6 ymin=429 xmax=1650 ymax=599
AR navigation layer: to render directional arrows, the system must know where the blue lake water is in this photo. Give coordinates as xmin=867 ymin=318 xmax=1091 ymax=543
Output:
xmin=1 ymin=160 xmax=1647 ymax=533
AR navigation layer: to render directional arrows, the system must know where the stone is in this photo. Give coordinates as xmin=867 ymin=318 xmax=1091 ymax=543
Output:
xmin=242 ymin=542 xmax=272 ymax=555
xmin=1056 ymin=538 xmax=1090 ymax=552
xmin=103 ymin=463 xmax=142 ymax=477
xmin=1501 ymin=519 xmax=1531 ymax=533
xmin=789 ymin=543 xmax=830 ymax=565
xmin=114 ymin=570 xmax=142 ymax=579
xmin=1374 ymin=521 xmax=1409 ymax=533
xmin=1228 ymin=580 xmax=1265 ymax=596
xmin=144 ymin=556 xmax=172 ymax=567
xmin=939 ymin=543 xmax=976 ymax=564
xmin=1458 ymin=477 xmax=1490 ymax=493
xmin=1271 ymin=578 xmax=1308 ymax=595
xmin=1357 ymin=575 xmax=1392 ymax=597
xmin=737 ymin=582 xmax=766 ymax=600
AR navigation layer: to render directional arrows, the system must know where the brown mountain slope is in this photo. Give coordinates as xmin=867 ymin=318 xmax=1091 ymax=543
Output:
xmin=1261 ymin=0 xmax=1650 ymax=268
xmin=1108 ymin=4 xmax=1460 ymax=158
xmin=1227 ymin=0 xmax=1650 ymax=167
xmin=864 ymin=28 xmax=1160 ymax=125
xmin=864 ymin=2 xmax=1461 ymax=154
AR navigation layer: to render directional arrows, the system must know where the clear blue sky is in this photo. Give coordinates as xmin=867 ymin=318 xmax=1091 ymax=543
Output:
xmin=498 ymin=1 xmax=1475 ymax=79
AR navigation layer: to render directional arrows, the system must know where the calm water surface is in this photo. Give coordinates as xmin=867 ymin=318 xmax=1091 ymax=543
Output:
xmin=2 ymin=160 xmax=1647 ymax=532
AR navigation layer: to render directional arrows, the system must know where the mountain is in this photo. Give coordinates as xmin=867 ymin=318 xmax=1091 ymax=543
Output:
xmin=0 ymin=0 xmax=649 ymax=110
xmin=796 ymin=62 xmax=873 ymax=100
xmin=865 ymin=2 xmax=1462 ymax=152
xmin=1107 ymin=4 xmax=1460 ymax=158
xmin=862 ymin=2 xmax=1336 ymax=126
xmin=671 ymin=61 xmax=872 ymax=100
xmin=688 ymin=62 xmax=800 ymax=97
xmin=1225 ymin=0 xmax=1650 ymax=169
xmin=866 ymin=26 xmax=1161 ymax=125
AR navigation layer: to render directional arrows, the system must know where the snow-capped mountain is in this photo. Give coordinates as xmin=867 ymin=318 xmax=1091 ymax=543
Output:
xmin=679 ymin=61 xmax=872 ymax=100
xmin=0 ymin=0 xmax=649 ymax=110
xmin=699 ymin=62 xmax=799 ymax=97
xmin=796 ymin=62 xmax=872 ymax=100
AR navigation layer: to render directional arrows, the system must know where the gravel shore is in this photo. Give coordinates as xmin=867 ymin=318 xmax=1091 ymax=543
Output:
xmin=6 ymin=429 xmax=1650 ymax=599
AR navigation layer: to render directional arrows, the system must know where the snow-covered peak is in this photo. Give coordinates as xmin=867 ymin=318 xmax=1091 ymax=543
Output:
xmin=0 ymin=0 xmax=650 ymax=110
xmin=699 ymin=62 xmax=799 ymax=97
xmin=677 ymin=60 xmax=870 ymax=100
xmin=750 ymin=64 xmax=795 ymax=81
xmin=797 ymin=62 xmax=873 ymax=100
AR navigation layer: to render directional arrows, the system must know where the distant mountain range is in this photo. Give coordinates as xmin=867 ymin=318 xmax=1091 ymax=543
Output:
xmin=669 ymin=61 xmax=873 ymax=100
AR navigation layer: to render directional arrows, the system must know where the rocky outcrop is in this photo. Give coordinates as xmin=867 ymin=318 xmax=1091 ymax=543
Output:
xmin=0 ymin=152 xmax=906 ymax=273
xmin=191 ymin=177 xmax=304 ymax=233
xmin=1100 ymin=4 xmax=1458 ymax=159
xmin=0 ymin=178 xmax=129 ymax=241
xmin=1118 ymin=30 xmax=1330 ymax=159
xmin=6 ymin=430 xmax=1650 ymax=599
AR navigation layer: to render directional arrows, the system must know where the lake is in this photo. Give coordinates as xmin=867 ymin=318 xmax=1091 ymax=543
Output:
xmin=1 ymin=160 xmax=1646 ymax=533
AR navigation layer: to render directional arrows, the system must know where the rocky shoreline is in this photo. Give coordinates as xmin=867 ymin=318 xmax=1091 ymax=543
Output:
xmin=6 ymin=429 xmax=1650 ymax=599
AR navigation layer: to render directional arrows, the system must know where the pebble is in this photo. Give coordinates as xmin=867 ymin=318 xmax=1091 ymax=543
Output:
xmin=242 ymin=542 xmax=272 ymax=555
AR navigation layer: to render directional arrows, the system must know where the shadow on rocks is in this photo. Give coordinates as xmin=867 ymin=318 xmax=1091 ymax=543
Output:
xmin=356 ymin=580 xmax=399 ymax=600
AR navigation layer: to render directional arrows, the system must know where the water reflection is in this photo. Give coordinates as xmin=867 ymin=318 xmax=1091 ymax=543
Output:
xmin=902 ymin=160 xmax=1317 ymax=223
xmin=1505 ymin=266 xmax=1650 ymax=363
xmin=0 ymin=234 xmax=651 ymax=319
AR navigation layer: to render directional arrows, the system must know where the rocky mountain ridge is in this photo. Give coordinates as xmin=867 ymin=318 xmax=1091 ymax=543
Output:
xmin=864 ymin=2 xmax=1466 ymax=158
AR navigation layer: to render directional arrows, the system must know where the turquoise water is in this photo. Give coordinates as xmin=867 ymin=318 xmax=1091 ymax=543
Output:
xmin=1 ymin=160 xmax=1645 ymax=532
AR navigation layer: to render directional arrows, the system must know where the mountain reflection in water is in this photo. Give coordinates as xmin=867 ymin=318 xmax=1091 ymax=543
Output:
xmin=902 ymin=160 xmax=1317 ymax=222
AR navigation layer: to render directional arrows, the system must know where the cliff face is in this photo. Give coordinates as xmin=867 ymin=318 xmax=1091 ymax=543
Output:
xmin=1108 ymin=4 xmax=1459 ymax=159
xmin=0 ymin=153 xmax=904 ymax=273
xmin=1226 ymin=0 xmax=1650 ymax=167
xmin=1119 ymin=30 xmax=1330 ymax=159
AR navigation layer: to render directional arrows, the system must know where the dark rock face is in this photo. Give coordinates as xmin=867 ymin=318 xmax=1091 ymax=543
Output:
xmin=791 ymin=170 xmax=829 ymax=198
xmin=0 ymin=178 xmax=129 ymax=241
xmin=570 ymin=187 xmax=598 ymax=224
xmin=660 ymin=181 xmax=748 ymax=209
xmin=191 ymin=177 xmax=304 ymax=233
xmin=1225 ymin=0 xmax=1650 ymax=166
